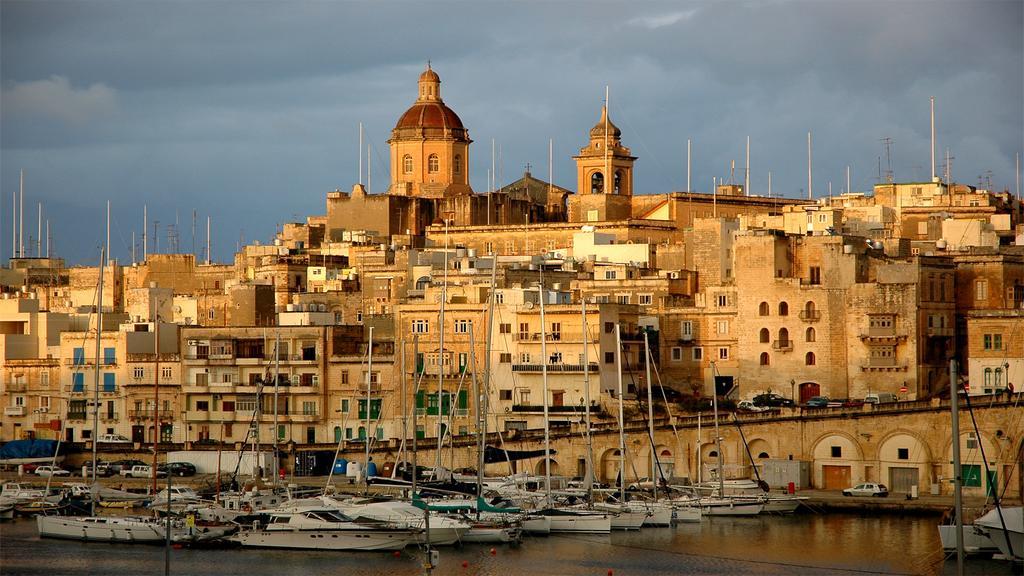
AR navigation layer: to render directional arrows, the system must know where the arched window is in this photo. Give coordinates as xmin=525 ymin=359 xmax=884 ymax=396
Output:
xmin=759 ymin=302 xmax=770 ymax=316
xmin=779 ymin=302 xmax=789 ymax=316
xmin=614 ymin=170 xmax=623 ymax=194
xmin=760 ymin=352 xmax=770 ymax=366
xmin=757 ymin=452 xmax=769 ymax=459
xmin=759 ymin=328 xmax=770 ymax=343
xmin=805 ymin=352 xmax=816 ymax=366
xmin=453 ymin=154 xmax=461 ymax=174
xmin=984 ymin=368 xmax=992 ymax=388
xmin=806 ymin=327 xmax=816 ymax=342
xmin=427 ymin=154 xmax=439 ymax=173
xmin=778 ymin=327 xmax=789 ymax=345
xmin=591 ymin=172 xmax=604 ymax=194
xmin=403 ymin=154 xmax=413 ymax=174
xmin=708 ymin=450 xmax=718 ymax=458
xmin=995 ymin=368 xmax=1003 ymax=389
xmin=804 ymin=301 xmax=816 ymax=316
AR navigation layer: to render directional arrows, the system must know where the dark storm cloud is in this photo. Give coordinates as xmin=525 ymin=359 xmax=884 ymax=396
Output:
xmin=1 ymin=0 xmax=1021 ymax=264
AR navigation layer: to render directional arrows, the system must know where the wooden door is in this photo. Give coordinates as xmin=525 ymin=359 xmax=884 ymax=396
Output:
xmin=822 ymin=464 xmax=851 ymax=490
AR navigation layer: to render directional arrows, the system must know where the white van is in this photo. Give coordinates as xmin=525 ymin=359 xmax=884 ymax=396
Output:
xmin=864 ymin=392 xmax=897 ymax=404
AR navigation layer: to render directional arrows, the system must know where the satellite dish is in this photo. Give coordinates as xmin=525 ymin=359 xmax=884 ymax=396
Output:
xmin=523 ymin=301 xmax=535 ymax=309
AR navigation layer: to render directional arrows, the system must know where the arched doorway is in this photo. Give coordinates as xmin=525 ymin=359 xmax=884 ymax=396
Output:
xmin=652 ymin=446 xmax=674 ymax=482
xmin=799 ymin=382 xmax=820 ymax=404
xmin=600 ymin=448 xmax=622 ymax=484
xmin=535 ymin=458 xmax=559 ymax=476
xmin=877 ymin=432 xmax=931 ymax=494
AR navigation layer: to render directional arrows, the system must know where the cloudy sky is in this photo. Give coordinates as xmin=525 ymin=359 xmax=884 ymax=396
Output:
xmin=2 ymin=1 xmax=1021 ymax=265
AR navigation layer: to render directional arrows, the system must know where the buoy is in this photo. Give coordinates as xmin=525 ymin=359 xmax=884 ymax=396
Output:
xmin=489 ymin=547 xmax=497 ymax=555
xmin=462 ymin=560 xmax=469 ymax=568
xmin=393 ymin=551 xmax=401 ymax=558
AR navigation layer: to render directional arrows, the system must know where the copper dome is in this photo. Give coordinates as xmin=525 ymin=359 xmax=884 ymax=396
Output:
xmin=395 ymin=101 xmax=465 ymax=131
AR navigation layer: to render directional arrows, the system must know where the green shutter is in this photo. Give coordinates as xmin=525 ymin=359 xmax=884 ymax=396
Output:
xmin=416 ymin=391 xmax=425 ymax=409
xmin=457 ymin=390 xmax=468 ymax=409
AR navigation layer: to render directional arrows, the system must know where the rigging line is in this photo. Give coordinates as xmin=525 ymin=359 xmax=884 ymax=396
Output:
xmin=961 ymin=390 xmax=1016 ymax=558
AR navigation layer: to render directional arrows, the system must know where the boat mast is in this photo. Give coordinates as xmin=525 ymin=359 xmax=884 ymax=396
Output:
xmin=90 ymin=247 xmax=104 ymax=516
xmin=152 ymin=306 xmax=161 ymax=494
xmin=479 ymin=254 xmax=498 ymax=506
xmin=615 ymin=325 xmax=626 ymax=503
xmin=711 ymin=362 xmax=724 ymax=497
xmin=950 ymin=359 xmax=964 ymax=576
xmin=643 ymin=329 xmax=657 ymax=501
xmin=581 ymin=296 xmax=594 ymax=504
xmin=437 ymin=221 xmax=448 ymax=472
xmin=539 ymin=273 xmax=551 ymax=503
xmin=365 ymin=325 xmax=374 ymax=488
xmin=273 ymin=328 xmax=281 ymax=485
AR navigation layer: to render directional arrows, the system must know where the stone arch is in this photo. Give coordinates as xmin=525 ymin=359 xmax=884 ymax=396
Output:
xmin=591 ymin=171 xmax=604 ymax=194
xmin=805 ymin=327 xmax=816 ymax=342
xmin=759 ymin=352 xmax=770 ymax=366
xmin=599 ymin=447 xmax=622 ymax=484
xmin=536 ymin=458 xmax=560 ymax=476
xmin=778 ymin=301 xmax=789 ymax=316
xmin=652 ymin=445 xmax=675 ymax=481
xmin=759 ymin=302 xmax=770 ymax=316
xmin=811 ymin=431 xmax=865 ymax=490
xmin=944 ymin=429 xmax=1001 ymax=497
xmin=759 ymin=328 xmax=770 ymax=343
xmin=877 ymin=429 xmax=932 ymax=494
xmin=746 ymin=438 xmax=772 ymax=476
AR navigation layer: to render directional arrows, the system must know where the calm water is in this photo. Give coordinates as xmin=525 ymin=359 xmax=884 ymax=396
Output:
xmin=0 ymin=513 xmax=1016 ymax=575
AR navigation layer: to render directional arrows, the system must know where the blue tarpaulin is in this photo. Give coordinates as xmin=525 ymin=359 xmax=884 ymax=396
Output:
xmin=0 ymin=439 xmax=62 ymax=461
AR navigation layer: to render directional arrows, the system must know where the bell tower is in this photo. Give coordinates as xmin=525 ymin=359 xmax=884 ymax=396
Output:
xmin=569 ymin=106 xmax=637 ymax=222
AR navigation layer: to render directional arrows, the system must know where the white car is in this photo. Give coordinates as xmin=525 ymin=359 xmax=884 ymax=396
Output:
xmin=842 ymin=482 xmax=889 ymax=497
xmin=737 ymin=400 xmax=769 ymax=412
xmin=35 ymin=465 xmax=71 ymax=477
xmin=120 ymin=465 xmax=165 ymax=479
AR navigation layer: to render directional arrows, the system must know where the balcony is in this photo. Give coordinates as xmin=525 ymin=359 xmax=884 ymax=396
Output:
xmin=511 ymin=404 xmax=595 ymax=413
xmin=6 ymin=382 xmax=27 ymax=393
xmin=65 ymin=358 xmax=117 ymax=366
xmin=860 ymin=361 xmax=908 ymax=372
xmin=100 ymin=412 xmax=119 ymax=422
xmin=771 ymin=340 xmax=793 ymax=352
xmin=799 ymin=310 xmax=821 ymax=322
xmin=4 ymin=406 xmax=26 ymax=417
xmin=511 ymin=363 xmax=599 ymax=373
xmin=513 ymin=332 xmax=583 ymax=343
xmin=679 ymin=333 xmax=694 ymax=342
xmin=858 ymin=330 xmax=907 ymax=343
xmin=68 ymin=411 xmax=87 ymax=421
xmin=128 ymin=409 xmax=175 ymax=421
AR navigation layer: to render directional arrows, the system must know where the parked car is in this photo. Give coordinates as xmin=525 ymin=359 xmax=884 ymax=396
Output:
xmin=107 ymin=459 xmax=147 ymax=475
xmin=737 ymin=400 xmax=769 ymax=413
xmin=35 ymin=465 xmax=70 ymax=477
xmin=839 ymin=398 xmax=865 ymax=408
xmin=97 ymin=434 xmax=132 ymax=444
xmin=752 ymin=393 xmax=795 ymax=408
xmin=83 ymin=460 xmax=114 ymax=477
xmin=842 ymin=483 xmax=889 ymax=497
xmin=805 ymin=396 xmax=831 ymax=408
xmin=121 ymin=465 xmax=165 ymax=479
xmin=157 ymin=462 xmax=196 ymax=477
xmin=864 ymin=392 xmax=897 ymax=404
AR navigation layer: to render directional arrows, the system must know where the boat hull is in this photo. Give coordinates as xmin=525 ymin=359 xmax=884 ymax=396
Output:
xmin=542 ymin=512 xmax=612 ymax=533
xmin=233 ymin=528 xmax=414 ymax=551
xmin=36 ymin=516 xmax=168 ymax=543
xmin=701 ymin=500 xmax=764 ymax=516
xmin=938 ymin=524 xmax=999 ymax=555
xmin=762 ymin=497 xmax=805 ymax=514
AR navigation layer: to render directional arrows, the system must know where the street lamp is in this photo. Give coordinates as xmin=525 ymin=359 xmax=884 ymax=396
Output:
xmin=790 ymin=379 xmax=795 ymax=403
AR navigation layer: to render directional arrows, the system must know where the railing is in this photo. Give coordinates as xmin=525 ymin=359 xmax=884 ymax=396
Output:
xmin=512 ymin=363 xmax=599 ymax=373
xmin=64 ymin=385 xmax=120 ymax=394
xmin=99 ymin=412 xmax=119 ymax=422
xmin=799 ymin=310 xmax=821 ymax=321
xmin=5 ymin=382 xmax=27 ymax=393
xmin=128 ymin=409 xmax=175 ymax=421
xmin=513 ymin=332 xmax=583 ymax=342
xmin=858 ymin=331 xmax=906 ymax=341
xmin=771 ymin=340 xmax=793 ymax=352
xmin=860 ymin=362 xmax=908 ymax=372
xmin=65 ymin=358 xmax=117 ymax=366
xmin=68 ymin=412 xmax=87 ymax=421
xmin=510 ymin=404 xmax=595 ymax=413
xmin=4 ymin=406 xmax=26 ymax=416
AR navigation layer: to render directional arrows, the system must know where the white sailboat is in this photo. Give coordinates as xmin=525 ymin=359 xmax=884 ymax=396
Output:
xmin=231 ymin=507 xmax=418 ymax=551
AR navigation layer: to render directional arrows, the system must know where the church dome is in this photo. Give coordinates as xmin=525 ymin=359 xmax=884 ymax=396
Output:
xmin=589 ymin=106 xmax=621 ymax=140
xmin=419 ymin=67 xmax=440 ymax=83
xmin=395 ymin=101 xmax=465 ymax=130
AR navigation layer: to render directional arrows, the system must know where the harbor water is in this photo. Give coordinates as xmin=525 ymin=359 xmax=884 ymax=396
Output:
xmin=2 ymin=512 xmax=1018 ymax=575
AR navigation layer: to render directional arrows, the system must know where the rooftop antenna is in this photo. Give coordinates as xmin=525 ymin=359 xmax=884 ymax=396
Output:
xmin=846 ymin=165 xmax=851 ymax=194
xmin=880 ymin=137 xmax=894 ymax=183
xmin=132 ymin=231 xmax=136 ymax=265
xmin=153 ymin=220 xmax=160 ymax=254
xmin=768 ymin=171 xmax=773 ymax=198
xmin=143 ymin=204 xmax=148 ymax=262
xmin=807 ymin=131 xmax=813 ymax=200
xmin=930 ymin=97 xmax=936 ymax=182
xmin=206 ymin=216 xmax=211 ymax=265
xmin=944 ymin=148 xmax=954 ymax=186
xmin=729 ymin=160 xmax=735 ymax=185
xmin=744 ymin=135 xmax=750 ymax=196
xmin=686 ymin=138 xmax=691 ymax=193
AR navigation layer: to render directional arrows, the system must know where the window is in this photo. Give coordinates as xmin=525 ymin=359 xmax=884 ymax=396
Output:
xmin=453 ymin=154 xmax=461 ymax=173
xmin=831 ymin=446 xmax=842 ymax=458
xmin=499 ymin=353 xmax=512 ymax=363
xmin=196 ymin=400 xmax=209 ymax=411
xmin=103 ymin=373 xmax=116 ymax=392
xmin=995 ymin=367 xmax=1003 ymax=388
xmin=778 ymin=302 xmax=789 ymax=316
xmin=758 ymin=302 xmax=769 ymax=316
xmin=759 ymin=352 xmax=770 ymax=366
xmin=591 ymin=172 xmax=604 ymax=194
xmin=638 ymin=294 xmax=652 ymax=306
xmin=595 ymin=294 xmax=609 ymax=303
xmin=499 ymin=390 xmax=512 ymax=401
xmin=550 ymin=323 xmax=561 ymax=340
xmin=614 ymin=170 xmax=622 ymax=194
xmin=133 ymin=367 xmax=144 ymax=379
xmin=984 ymin=368 xmax=993 ymax=388
xmin=718 ymin=347 xmax=729 ymax=360
xmin=993 ymin=334 xmax=1003 ymax=350
xmin=605 ymin=270 xmax=617 ymax=280
xmin=604 ymin=322 xmax=615 ymax=334
xmin=40 ymin=372 xmax=49 ymax=388
xmin=427 ymin=154 xmax=439 ymax=173
xmin=681 ymin=321 xmax=693 ymax=337
xmin=717 ymin=294 xmax=729 ymax=307
xmin=692 ymin=348 xmax=703 ymax=361
xmin=412 ymin=319 xmax=429 ymax=333
xmin=103 ymin=347 xmax=115 ymax=365
xmin=494 ymin=291 xmax=503 ymax=304
xmin=809 ymin=266 xmax=821 ymax=285
xmin=897 ymin=448 xmax=909 ymax=460
xmin=716 ymin=321 xmax=729 ymax=335
xmin=967 ymin=433 xmax=978 ymax=449
xmin=671 ymin=347 xmax=682 ymax=361
xmin=73 ymin=347 xmax=85 ymax=366
xmin=806 ymin=352 xmax=816 ymax=366
xmin=548 ymin=352 xmax=562 ymax=364
xmin=806 ymin=327 xmax=816 ymax=342
xmin=777 ymin=327 xmax=789 ymax=344
xmin=403 ymin=155 xmax=413 ymax=173
xmin=758 ymin=328 xmax=769 ymax=343
xmin=341 ymin=399 xmax=350 ymax=413
xmin=616 ymin=295 xmax=630 ymax=305
xmin=604 ymin=352 xmax=615 ymax=364
xmin=983 ymin=334 xmax=993 ymax=350
xmin=499 ymin=323 xmax=511 ymax=334
xmin=161 ymin=366 xmax=172 ymax=379
xmin=975 ymin=280 xmax=988 ymax=301
xmin=454 ymin=319 xmax=471 ymax=334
